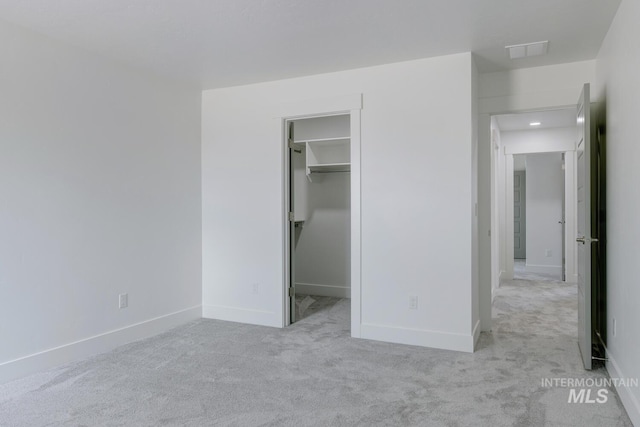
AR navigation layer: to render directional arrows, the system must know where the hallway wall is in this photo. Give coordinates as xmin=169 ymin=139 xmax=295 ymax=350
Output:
xmin=596 ymin=0 xmax=640 ymax=423
xmin=523 ymin=153 xmax=564 ymax=277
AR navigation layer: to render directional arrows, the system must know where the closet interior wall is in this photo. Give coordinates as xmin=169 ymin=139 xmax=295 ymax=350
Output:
xmin=292 ymin=114 xmax=351 ymax=299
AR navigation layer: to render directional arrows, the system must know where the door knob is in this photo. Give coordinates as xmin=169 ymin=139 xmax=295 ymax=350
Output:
xmin=576 ymin=236 xmax=599 ymax=244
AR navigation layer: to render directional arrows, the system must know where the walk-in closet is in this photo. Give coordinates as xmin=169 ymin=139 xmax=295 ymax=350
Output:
xmin=287 ymin=114 xmax=351 ymax=323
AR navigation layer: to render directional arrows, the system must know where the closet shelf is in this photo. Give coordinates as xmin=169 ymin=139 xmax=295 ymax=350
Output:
xmin=294 ymin=136 xmax=350 ymax=144
xmin=307 ymin=163 xmax=351 ymax=174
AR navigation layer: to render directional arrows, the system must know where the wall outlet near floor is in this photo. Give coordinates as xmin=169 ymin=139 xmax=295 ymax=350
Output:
xmin=252 ymin=283 xmax=260 ymax=295
xmin=545 ymin=249 xmax=552 ymax=257
xmin=118 ymin=293 xmax=128 ymax=309
xmin=409 ymin=295 xmax=418 ymax=310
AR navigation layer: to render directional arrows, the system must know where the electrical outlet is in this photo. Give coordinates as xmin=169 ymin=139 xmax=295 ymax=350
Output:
xmin=119 ymin=293 xmax=128 ymax=309
xmin=409 ymin=296 xmax=418 ymax=310
xmin=545 ymin=249 xmax=552 ymax=257
xmin=252 ymin=283 xmax=260 ymax=295
xmin=613 ymin=318 xmax=617 ymax=337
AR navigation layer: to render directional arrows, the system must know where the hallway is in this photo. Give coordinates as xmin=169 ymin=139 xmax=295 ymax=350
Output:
xmin=498 ymin=260 xmax=576 ymax=336
xmin=489 ymin=270 xmax=630 ymax=425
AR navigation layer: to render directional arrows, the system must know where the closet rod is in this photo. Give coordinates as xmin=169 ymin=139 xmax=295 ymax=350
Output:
xmin=309 ymin=170 xmax=350 ymax=174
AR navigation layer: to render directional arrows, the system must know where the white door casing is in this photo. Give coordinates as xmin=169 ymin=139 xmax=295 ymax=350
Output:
xmin=278 ymin=93 xmax=362 ymax=336
xmin=576 ymin=83 xmax=593 ymax=370
xmin=513 ymin=171 xmax=526 ymax=260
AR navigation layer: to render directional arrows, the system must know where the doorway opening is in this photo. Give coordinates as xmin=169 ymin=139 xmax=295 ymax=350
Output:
xmin=286 ymin=114 xmax=351 ymax=326
xmin=281 ymin=97 xmax=362 ymax=336
xmin=485 ymin=84 xmax=606 ymax=371
xmin=490 ymin=107 xmax=581 ymax=345
xmin=512 ymin=152 xmax=567 ymax=282
xmin=490 ymin=107 xmax=578 ymax=293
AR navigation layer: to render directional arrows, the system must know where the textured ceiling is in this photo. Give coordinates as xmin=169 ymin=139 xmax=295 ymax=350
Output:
xmin=0 ymin=0 xmax=622 ymax=89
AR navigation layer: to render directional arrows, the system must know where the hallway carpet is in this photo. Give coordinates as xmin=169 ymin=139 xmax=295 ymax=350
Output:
xmin=0 ymin=285 xmax=632 ymax=426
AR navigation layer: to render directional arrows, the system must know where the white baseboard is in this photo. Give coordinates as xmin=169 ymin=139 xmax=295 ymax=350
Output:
xmin=472 ymin=320 xmax=481 ymax=350
xmin=0 ymin=305 xmax=201 ymax=385
xmin=500 ymin=269 xmax=513 ymax=281
xmin=296 ymin=282 xmax=350 ymax=298
xmin=360 ymin=323 xmax=474 ymax=353
xmin=606 ymin=350 xmax=640 ymax=426
xmin=525 ymin=263 xmax=562 ymax=275
xmin=202 ymin=304 xmax=281 ymax=328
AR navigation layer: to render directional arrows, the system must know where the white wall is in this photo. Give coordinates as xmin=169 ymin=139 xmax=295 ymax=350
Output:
xmin=202 ymin=53 xmax=477 ymax=352
xmin=295 ymin=173 xmax=350 ymax=297
xmin=471 ymin=59 xmax=480 ymax=344
xmin=0 ymin=20 xmax=202 ymax=383
xmin=479 ymin=60 xmax=597 ymax=114
xmin=490 ymin=118 xmax=505 ymax=296
xmin=523 ymin=153 xmax=564 ymax=276
xmin=501 ymin=127 xmax=577 ymax=154
xmin=596 ymin=0 xmax=640 ymax=424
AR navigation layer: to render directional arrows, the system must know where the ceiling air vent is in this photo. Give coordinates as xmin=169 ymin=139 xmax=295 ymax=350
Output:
xmin=506 ymin=41 xmax=549 ymax=59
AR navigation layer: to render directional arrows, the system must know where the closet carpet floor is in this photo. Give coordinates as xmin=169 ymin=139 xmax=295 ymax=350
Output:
xmin=0 ymin=287 xmax=632 ymax=426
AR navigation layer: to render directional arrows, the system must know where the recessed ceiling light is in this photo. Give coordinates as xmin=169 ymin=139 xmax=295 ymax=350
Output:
xmin=506 ymin=41 xmax=549 ymax=59
xmin=530 ymin=122 xmax=542 ymax=126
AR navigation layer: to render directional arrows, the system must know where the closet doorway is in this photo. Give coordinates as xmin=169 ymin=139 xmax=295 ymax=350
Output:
xmin=286 ymin=114 xmax=351 ymax=325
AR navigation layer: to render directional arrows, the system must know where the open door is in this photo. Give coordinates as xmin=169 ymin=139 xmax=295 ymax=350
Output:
xmin=576 ymin=83 xmax=594 ymax=370
xmin=287 ymin=121 xmax=297 ymax=324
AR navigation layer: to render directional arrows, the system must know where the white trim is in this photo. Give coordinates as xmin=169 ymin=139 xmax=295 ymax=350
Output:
xmin=282 ymin=117 xmax=291 ymax=328
xmin=350 ymin=108 xmax=362 ymax=338
xmin=296 ymin=283 xmax=350 ymax=299
xmin=505 ymin=154 xmax=515 ymax=280
xmin=606 ymin=350 xmax=640 ymax=427
xmin=472 ymin=320 xmax=481 ymax=349
xmin=524 ymin=263 xmax=563 ymax=276
xmin=361 ymin=323 xmax=475 ymax=353
xmin=202 ymin=304 xmax=280 ymax=328
xmin=504 ymin=139 xmax=576 ymax=154
xmin=0 ymin=305 xmax=201 ymax=384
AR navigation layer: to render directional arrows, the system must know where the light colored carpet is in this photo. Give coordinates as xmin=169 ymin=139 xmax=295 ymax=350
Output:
xmin=513 ymin=259 xmax=563 ymax=282
xmin=0 ymin=285 xmax=632 ymax=426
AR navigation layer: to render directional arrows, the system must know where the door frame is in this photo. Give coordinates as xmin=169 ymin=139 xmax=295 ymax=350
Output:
xmin=482 ymin=105 xmax=579 ymax=331
xmin=278 ymin=94 xmax=362 ymax=337
xmin=513 ymin=169 xmax=526 ymax=260
xmin=502 ymin=137 xmax=577 ymax=283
